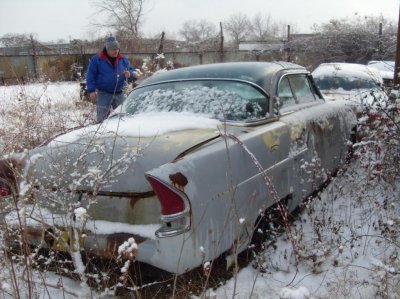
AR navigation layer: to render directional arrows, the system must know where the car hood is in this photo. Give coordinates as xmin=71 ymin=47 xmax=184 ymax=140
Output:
xmin=25 ymin=113 xmax=221 ymax=193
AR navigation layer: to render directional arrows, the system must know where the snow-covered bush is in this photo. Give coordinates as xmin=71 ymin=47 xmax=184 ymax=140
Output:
xmin=353 ymin=90 xmax=400 ymax=183
xmin=0 ymin=82 xmax=94 ymax=153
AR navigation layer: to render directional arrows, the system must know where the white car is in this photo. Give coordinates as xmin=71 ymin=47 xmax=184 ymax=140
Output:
xmin=1 ymin=62 xmax=357 ymax=274
xmin=367 ymin=61 xmax=394 ymax=87
xmin=312 ymin=62 xmax=387 ymax=109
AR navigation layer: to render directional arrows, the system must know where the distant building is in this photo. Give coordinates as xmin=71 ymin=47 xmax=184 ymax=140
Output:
xmin=238 ymin=34 xmax=316 ymax=52
xmin=238 ymin=40 xmax=283 ymax=52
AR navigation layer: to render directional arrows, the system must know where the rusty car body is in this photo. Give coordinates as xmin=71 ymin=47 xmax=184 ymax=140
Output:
xmin=0 ymin=62 xmax=357 ymax=274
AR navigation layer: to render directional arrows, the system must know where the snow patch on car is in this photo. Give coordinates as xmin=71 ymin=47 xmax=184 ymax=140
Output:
xmin=48 ymin=111 xmax=221 ymax=147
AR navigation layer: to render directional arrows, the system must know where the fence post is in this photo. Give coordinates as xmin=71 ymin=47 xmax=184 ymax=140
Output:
xmin=394 ymin=5 xmax=400 ymax=86
xmin=30 ymin=35 xmax=38 ymax=79
xmin=219 ymin=22 xmax=224 ymax=63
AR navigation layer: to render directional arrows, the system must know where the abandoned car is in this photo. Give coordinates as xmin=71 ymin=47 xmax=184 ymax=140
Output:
xmin=367 ymin=60 xmax=395 ymax=87
xmin=312 ymin=62 xmax=387 ymax=109
xmin=0 ymin=62 xmax=357 ymax=274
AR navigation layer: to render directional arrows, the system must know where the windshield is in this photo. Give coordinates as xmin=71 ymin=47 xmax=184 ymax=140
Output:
xmin=119 ymin=80 xmax=269 ymax=122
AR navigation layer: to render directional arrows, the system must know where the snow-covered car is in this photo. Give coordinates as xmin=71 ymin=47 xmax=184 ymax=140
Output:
xmin=367 ymin=60 xmax=395 ymax=87
xmin=312 ymin=62 xmax=387 ymax=109
xmin=0 ymin=62 xmax=357 ymax=274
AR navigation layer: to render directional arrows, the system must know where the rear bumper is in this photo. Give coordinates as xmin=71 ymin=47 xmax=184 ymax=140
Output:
xmin=21 ymin=226 xmax=202 ymax=274
xmin=23 ymin=226 xmax=149 ymax=259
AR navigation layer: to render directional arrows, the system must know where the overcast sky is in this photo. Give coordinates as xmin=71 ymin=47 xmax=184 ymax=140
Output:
xmin=0 ymin=0 xmax=398 ymax=42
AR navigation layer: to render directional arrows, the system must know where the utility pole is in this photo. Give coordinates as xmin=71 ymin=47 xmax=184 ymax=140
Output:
xmin=157 ymin=31 xmax=165 ymax=55
xmin=30 ymin=34 xmax=38 ymax=79
xmin=286 ymin=25 xmax=291 ymax=62
xmin=394 ymin=5 xmax=400 ymax=86
xmin=219 ymin=22 xmax=224 ymax=62
xmin=378 ymin=22 xmax=383 ymax=56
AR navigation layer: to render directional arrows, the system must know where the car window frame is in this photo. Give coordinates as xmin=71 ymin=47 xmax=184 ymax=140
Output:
xmin=276 ymin=72 xmax=324 ymax=115
xmin=288 ymin=75 xmax=318 ymax=104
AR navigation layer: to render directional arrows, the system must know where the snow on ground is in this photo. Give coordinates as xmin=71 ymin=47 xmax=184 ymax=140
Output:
xmin=0 ymin=82 xmax=399 ymax=298
xmin=0 ymin=81 xmax=81 ymax=107
xmin=203 ymin=162 xmax=400 ymax=299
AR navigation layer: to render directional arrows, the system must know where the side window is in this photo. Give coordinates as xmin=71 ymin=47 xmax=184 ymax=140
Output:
xmin=290 ymin=75 xmax=316 ymax=104
xmin=278 ymin=77 xmax=296 ymax=109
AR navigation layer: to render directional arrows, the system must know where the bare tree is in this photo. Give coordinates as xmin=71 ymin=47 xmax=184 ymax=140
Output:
xmin=0 ymin=33 xmax=34 ymax=47
xmin=250 ymin=13 xmax=278 ymax=41
xmin=178 ymin=19 xmax=219 ymax=52
xmin=179 ymin=20 xmax=217 ymax=43
xmin=91 ymin=0 xmax=147 ymax=51
xmin=223 ymin=13 xmax=252 ymax=47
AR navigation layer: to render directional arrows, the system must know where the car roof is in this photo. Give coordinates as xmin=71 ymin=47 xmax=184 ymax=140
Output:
xmin=368 ymin=60 xmax=394 ymax=66
xmin=313 ymin=62 xmax=371 ymax=72
xmin=139 ymin=61 xmax=306 ymax=91
xmin=312 ymin=62 xmax=383 ymax=83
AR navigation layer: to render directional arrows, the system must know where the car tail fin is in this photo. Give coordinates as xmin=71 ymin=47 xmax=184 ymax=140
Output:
xmin=146 ymin=175 xmax=190 ymax=237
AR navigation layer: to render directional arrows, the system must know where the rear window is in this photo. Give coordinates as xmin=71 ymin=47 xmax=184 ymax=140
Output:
xmin=314 ymin=76 xmax=379 ymax=91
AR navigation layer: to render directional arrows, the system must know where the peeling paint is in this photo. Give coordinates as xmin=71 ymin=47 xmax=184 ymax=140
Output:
xmin=289 ymin=122 xmax=307 ymax=141
xmin=262 ymin=124 xmax=288 ymax=151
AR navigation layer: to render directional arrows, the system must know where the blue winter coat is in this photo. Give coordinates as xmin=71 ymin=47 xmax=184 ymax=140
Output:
xmin=86 ymin=50 xmax=136 ymax=93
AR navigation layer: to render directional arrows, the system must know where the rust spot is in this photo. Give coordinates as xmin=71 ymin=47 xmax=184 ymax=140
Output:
xmin=129 ymin=197 xmax=141 ymax=209
xmin=24 ymin=227 xmax=43 ymax=239
xmin=311 ymin=122 xmax=323 ymax=134
xmin=169 ymin=172 xmax=188 ymax=192
xmin=208 ymin=228 xmax=213 ymax=235
xmin=44 ymin=228 xmax=55 ymax=248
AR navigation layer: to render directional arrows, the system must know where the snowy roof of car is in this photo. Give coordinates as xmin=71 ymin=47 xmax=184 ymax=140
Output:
xmin=367 ymin=60 xmax=394 ymax=71
xmin=367 ymin=61 xmax=394 ymax=80
xmin=312 ymin=62 xmax=383 ymax=83
xmin=140 ymin=61 xmax=306 ymax=90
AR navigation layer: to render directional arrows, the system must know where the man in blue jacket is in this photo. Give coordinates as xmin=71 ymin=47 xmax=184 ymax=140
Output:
xmin=86 ymin=36 xmax=136 ymax=123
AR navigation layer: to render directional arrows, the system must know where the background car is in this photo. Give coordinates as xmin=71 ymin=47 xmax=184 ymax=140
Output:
xmin=312 ymin=62 xmax=387 ymax=109
xmin=0 ymin=62 xmax=357 ymax=274
xmin=367 ymin=60 xmax=395 ymax=87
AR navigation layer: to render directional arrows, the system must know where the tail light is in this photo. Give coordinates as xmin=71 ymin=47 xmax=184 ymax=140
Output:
xmin=147 ymin=175 xmax=186 ymax=215
xmin=146 ymin=175 xmax=190 ymax=237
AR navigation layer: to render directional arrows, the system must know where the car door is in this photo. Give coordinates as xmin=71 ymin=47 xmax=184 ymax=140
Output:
xmin=277 ymin=73 xmax=323 ymax=210
xmin=277 ymin=73 xmax=351 ymax=211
